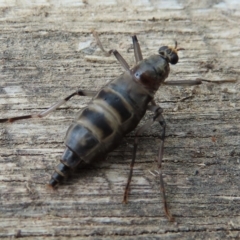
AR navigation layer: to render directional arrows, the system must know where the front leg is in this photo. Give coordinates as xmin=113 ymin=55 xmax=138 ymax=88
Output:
xmin=163 ymin=78 xmax=236 ymax=86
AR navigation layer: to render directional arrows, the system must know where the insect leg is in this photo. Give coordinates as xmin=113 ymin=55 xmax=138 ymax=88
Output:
xmin=123 ymin=102 xmax=173 ymax=221
xmin=155 ymin=110 xmax=173 ymax=221
xmin=0 ymin=90 xmax=96 ymax=123
xmin=123 ymin=118 xmax=152 ymax=204
xmin=132 ymin=35 xmax=143 ymax=63
xmin=147 ymin=103 xmax=173 ymax=221
xmin=163 ymin=78 xmax=236 ymax=86
xmin=163 ymin=79 xmax=202 ymax=86
xmin=92 ymin=30 xmax=130 ymax=72
xmin=196 ymin=78 xmax=236 ymax=83
xmin=109 ymin=49 xmax=130 ymax=72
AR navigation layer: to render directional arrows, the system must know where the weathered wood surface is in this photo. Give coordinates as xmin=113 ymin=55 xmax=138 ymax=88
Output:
xmin=0 ymin=1 xmax=240 ymax=239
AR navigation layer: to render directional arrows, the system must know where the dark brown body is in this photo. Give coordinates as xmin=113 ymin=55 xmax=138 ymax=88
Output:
xmin=49 ymin=55 xmax=170 ymax=186
xmin=1 ymin=34 xmax=212 ymax=221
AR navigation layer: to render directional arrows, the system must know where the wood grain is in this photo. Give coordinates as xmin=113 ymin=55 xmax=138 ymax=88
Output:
xmin=0 ymin=1 xmax=239 ymax=239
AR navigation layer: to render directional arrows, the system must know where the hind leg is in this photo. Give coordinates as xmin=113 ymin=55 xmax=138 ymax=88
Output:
xmin=123 ymin=101 xmax=173 ymax=221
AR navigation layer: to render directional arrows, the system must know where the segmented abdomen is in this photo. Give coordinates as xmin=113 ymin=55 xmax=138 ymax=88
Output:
xmin=64 ymin=72 xmax=152 ymax=165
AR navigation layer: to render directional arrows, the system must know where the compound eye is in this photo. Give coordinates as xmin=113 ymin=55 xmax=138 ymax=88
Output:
xmin=170 ymin=53 xmax=178 ymax=65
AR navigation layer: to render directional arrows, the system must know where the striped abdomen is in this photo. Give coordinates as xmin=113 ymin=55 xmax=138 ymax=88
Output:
xmin=49 ymin=72 xmax=152 ymax=186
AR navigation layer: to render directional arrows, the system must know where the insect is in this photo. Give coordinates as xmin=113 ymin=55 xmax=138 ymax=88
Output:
xmin=0 ymin=32 xmax=235 ymax=221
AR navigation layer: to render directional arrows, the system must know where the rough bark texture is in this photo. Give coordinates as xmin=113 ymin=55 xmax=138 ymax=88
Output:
xmin=0 ymin=1 xmax=240 ymax=239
